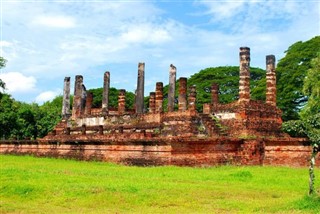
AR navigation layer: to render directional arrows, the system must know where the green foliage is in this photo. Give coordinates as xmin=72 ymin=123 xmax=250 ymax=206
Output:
xmin=0 ymin=56 xmax=6 ymax=68
xmin=282 ymin=120 xmax=307 ymax=138
xmin=282 ymin=113 xmax=320 ymax=143
xmin=35 ymin=96 xmax=62 ymax=138
xmin=0 ymin=94 xmax=18 ymax=139
xmin=277 ymin=36 xmax=320 ymax=121
xmin=88 ymin=87 xmax=135 ymax=109
xmin=301 ymin=55 xmax=320 ymax=118
xmin=1 ymin=155 xmax=319 ymax=213
xmin=162 ymin=66 xmax=266 ymax=112
xmin=188 ymin=66 xmax=266 ymax=111
xmin=0 ymin=94 xmax=62 ymax=139
xmin=0 ymin=56 xmax=7 ymax=92
xmin=13 ymin=102 xmax=38 ymax=139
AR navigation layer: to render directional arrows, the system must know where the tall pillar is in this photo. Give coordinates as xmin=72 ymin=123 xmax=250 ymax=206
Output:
xmin=72 ymin=75 xmax=83 ymax=119
xmin=211 ymin=83 xmax=219 ymax=105
xmin=149 ymin=92 xmax=156 ymax=113
xmin=80 ymin=84 xmax=87 ymax=115
xmin=62 ymin=77 xmax=71 ymax=119
xmin=155 ymin=82 xmax=163 ymax=113
xmin=178 ymin=77 xmax=187 ymax=111
xmin=85 ymin=92 xmax=93 ymax=115
xmin=266 ymin=55 xmax=276 ymax=106
xmin=102 ymin=71 xmax=110 ymax=114
xmin=118 ymin=89 xmax=126 ymax=114
xmin=168 ymin=64 xmax=176 ymax=112
xmin=136 ymin=62 xmax=145 ymax=114
xmin=188 ymin=85 xmax=197 ymax=111
xmin=239 ymin=47 xmax=251 ymax=103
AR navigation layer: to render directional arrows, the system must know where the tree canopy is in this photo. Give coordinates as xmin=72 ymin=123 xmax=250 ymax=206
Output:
xmin=277 ymin=36 xmax=320 ymax=121
xmin=0 ymin=57 xmax=7 ymax=93
xmin=161 ymin=66 xmax=266 ymax=111
xmin=88 ymin=87 xmax=135 ymax=110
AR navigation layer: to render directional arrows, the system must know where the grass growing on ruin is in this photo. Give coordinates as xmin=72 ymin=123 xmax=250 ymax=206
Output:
xmin=1 ymin=155 xmax=319 ymax=213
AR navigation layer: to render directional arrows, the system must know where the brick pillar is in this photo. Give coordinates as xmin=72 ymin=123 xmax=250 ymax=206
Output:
xmin=211 ymin=83 xmax=219 ymax=105
xmin=188 ymin=85 xmax=197 ymax=111
xmin=136 ymin=62 xmax=145 ymax=114
xmin=155 ymin=82 xmax=163 ymax=113
xmin=102 ymin=71 xmax=110 ymax=114
xmin=118 ymin=89 xmax=126 ymax=114
xmin=149 ymin=92 xmax=156 ymax=113
xmin=72 ymin=75 xmax=83 ymax=119
xmin=178 ymin=77 xmax=187 ymax=111
xmin=239 ymin=47 xmax=251 ymax=103
xmin=85 ymin=92 xmax=93 ymax=115
xmin=266 ymin=55 xmax=276 ymax=106
xmin=62 ymin=77 xmax=71 ymax=119
xmin=168 ymin=64 xmax=176 ymax=112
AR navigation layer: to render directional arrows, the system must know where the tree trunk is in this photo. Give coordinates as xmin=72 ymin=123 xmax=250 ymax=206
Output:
xmin=309 ymin=144 xmax=319 ymax=195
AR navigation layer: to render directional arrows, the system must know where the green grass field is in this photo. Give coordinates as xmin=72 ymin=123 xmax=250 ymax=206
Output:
xmin=0 ymin=155 xmax=319 ymax=213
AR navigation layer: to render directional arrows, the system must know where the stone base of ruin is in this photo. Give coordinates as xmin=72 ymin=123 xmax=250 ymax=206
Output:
xmin=0 ymin=137 xmax=317 ymax=167
xmin=0 ymin=106 xmax=318 ymax=167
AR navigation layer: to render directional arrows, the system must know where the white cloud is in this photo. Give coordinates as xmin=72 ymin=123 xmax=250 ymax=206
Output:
xmin=1 ymin=1 xmax=319 ymax=103
xmin=32 ymin=15 xmax=76 ymax=28
xmin=120 ymin=24 xmax=172 ymax=44
xmin=0 ymin=72 xmax=36 ymax=93
xmin=0 ymin=41 xmax=12 ymax=47
xmin=200 ymin=1 xmax=245 ymax=19
xmin=35 ymin=90 xmax=60 ymax=104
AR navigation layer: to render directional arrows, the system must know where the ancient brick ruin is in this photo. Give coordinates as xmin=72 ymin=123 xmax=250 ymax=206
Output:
xmin=1 ymin=47 xmax=318 ymax=167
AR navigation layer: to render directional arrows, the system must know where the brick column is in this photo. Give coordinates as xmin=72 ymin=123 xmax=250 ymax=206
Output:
xmin=149 ymin=92 xmax=156 ymax=113
xmin=85 ymin=92 xmax=93 ymax=115
xmin=155 ymin=82 xmax=163 ymax=113
xmin=102 ymin=71 xmax=110 ymax=114
xmin=72 ymin=75 xmax=83 ymax=119
xmin=168 ymin=64 xmax=176 ymax=112
xmin=211 ymin=83 xmax=219 ymax=105
xmin=188 ymin=85 xmax=197 ymax=111
xmin=118 ymin=89 xmax=126 ymax=114
xmin=62 ymin=77 xmax=71 ymax=119
xmin=136 ymin=62 xmax=145 ymax=114
xmin=266 ymin=55 xmax=276 ymax=106
xmin=178 ymin=77 xmax=187 ymax=111
xmin=239 ymin=47 xmax=251 ymax=103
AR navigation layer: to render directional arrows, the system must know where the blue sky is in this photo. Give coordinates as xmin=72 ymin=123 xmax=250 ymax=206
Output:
xmin=0 ymin=0 xmax=319 ymax=104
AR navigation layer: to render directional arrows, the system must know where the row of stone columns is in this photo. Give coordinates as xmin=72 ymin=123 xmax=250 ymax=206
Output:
xmin=62 ymin=47 xmax=277 ymax=118
xmin=147 ymin=78 xmax=196 ymax=113
xmin=62 ymin=63 xmax=197 ymax=119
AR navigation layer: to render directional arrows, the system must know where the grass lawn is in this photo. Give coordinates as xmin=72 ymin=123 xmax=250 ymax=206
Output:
xmin=0 ymin=155 xmax=319 ymax=213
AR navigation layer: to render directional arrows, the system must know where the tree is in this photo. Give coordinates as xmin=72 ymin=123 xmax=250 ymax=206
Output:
xmin=89 ymin=87 xmax=135 ymax=110
xmin=0 ymin=57 xmax=7 ymax=93
xmin=163 ymin=66 xmax=266 ymax=111
xmin=282 ymin=54 xmax=320 ymax=195
xmin=35 ymin=96 xmax=63 ymax=138
xmin=301 ymin=55 xmax=320 ymax=118
xmin=303 ymin=55 xmax=320 ymax=195
xmin=277 ymin=36 xmax=320 ymax=121
xmin=0 ymin=94 xmax=18 ymax=139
